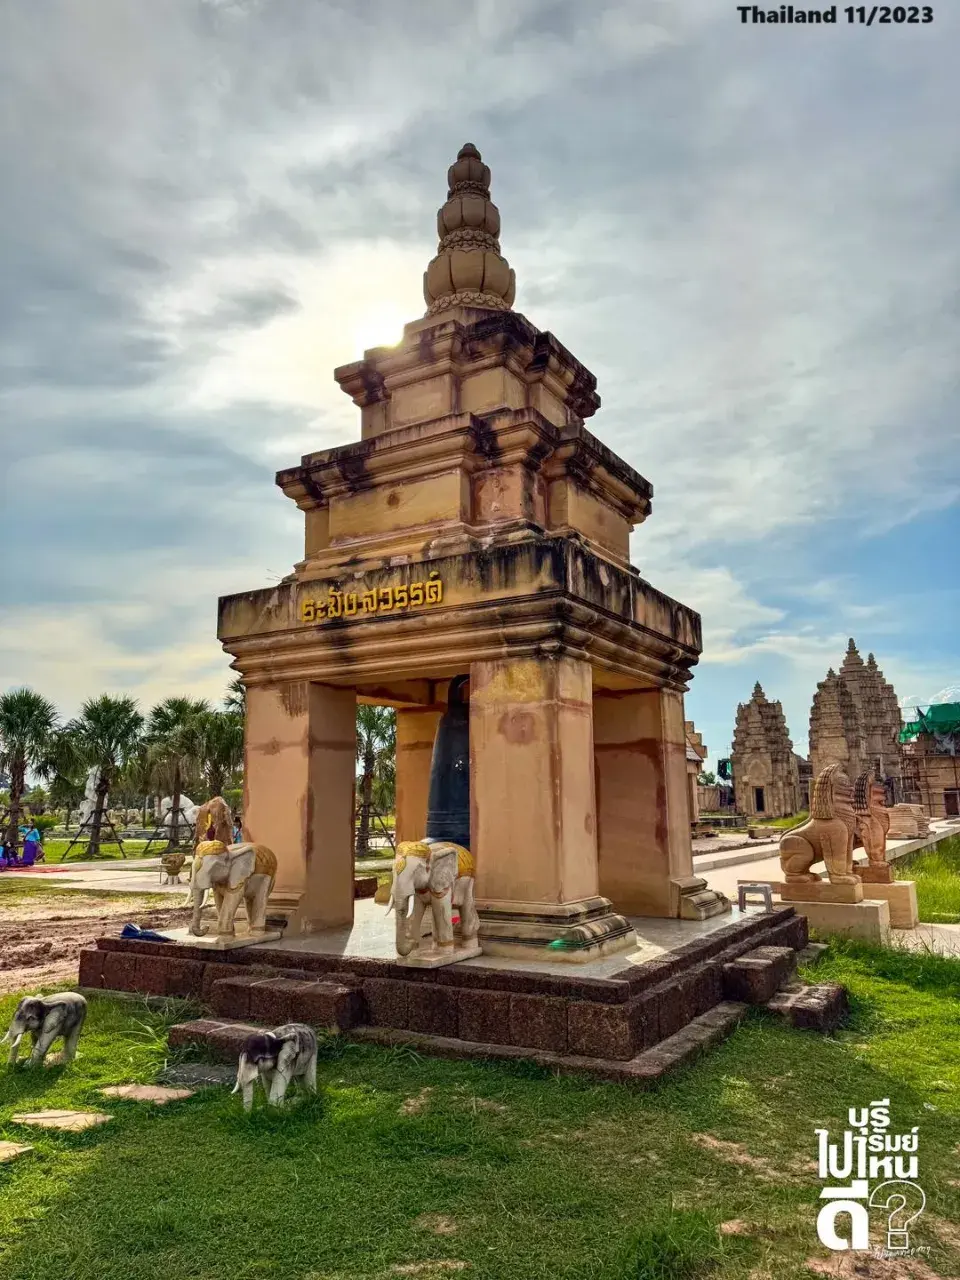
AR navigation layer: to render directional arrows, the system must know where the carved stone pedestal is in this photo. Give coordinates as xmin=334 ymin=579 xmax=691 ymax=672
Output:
xmin=783 ymin=899 xmax=890 ymax=945
xmin=160 ymin=927 xmax=283 ymax=951
xmin=396 ymin=942 xmax=484 ymax=969
xmin=855 ymin=881 xmax=918 ymax=929
xmin=672 ymin=876 xmax=731 ymax=921
xmin=476 ymin=897 xmax=636 ymax=963
xmin=857 ymin=863 xmax=894 ymax=884
xmin=781 ymin=880 xmax=863 ymax=905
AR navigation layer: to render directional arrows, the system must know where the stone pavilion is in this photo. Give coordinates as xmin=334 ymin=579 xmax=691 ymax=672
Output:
xmin=216 ymin=142 xmax=729 ymax=960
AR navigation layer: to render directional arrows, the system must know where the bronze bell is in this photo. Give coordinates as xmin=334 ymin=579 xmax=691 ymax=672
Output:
xmin=425 ymin=675 xmax=470 ymax=848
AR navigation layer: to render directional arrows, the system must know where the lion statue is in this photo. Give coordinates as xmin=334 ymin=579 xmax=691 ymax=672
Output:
xmin=852 ymin=772 xmax=890 ymax=868
xmin=779 ymin=763 xmax=858 ymax=884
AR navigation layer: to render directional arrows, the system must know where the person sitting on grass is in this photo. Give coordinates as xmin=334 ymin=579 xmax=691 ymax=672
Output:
xmin=1 ymin=839 xmax=16 ymax=869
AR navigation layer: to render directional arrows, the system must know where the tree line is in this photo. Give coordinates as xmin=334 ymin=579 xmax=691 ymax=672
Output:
xmin=0 ymin=679 xmax=398 ymax=859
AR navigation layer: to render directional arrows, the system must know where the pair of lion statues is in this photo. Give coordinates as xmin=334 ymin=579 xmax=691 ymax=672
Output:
xmin=779 ymin=763 xmax=891 ymax=885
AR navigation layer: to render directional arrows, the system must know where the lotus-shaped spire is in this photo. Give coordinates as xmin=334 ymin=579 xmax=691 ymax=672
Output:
xmin=423 ymin=143 xmax=516 ymax=317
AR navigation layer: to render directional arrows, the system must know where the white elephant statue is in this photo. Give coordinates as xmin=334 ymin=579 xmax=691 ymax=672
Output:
xmin=189 ymin=839 xmax=278 ymax=937
xmin=387 ymin=839 xmax=479 ymax=958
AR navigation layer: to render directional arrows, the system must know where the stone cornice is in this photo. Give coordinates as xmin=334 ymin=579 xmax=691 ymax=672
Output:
xmin=217 ymin=537 xmax=701 ymax=694
xmin=333 ymin=310 xmax=600 ymax=423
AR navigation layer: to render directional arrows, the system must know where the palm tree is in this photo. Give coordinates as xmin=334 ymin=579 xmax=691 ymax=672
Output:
xmin=355 ymin=706 xmax=396 ymax=856
xmin=145 ymin=698 xmax=210 ymax=849
xmin=64 ymin=695 xmax=144 ymax=857
xmin=0 ymin=688 xmax=59 ymax=851
xmin=42 ymin=726 xmax=85 ymax=830
xmin=224 ymin=676 xmax=246 ymax=716
xmin=116 ymin=743 xmax=153 ymax=828
xmin=200 ymin=709 xmax=244 ymax=799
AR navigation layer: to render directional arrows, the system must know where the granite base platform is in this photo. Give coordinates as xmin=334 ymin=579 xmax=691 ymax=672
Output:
xmin=80 ymin=905 xmax=824 ymax=1078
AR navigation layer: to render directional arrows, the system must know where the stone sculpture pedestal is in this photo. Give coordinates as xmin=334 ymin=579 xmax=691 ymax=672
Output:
xmin=781 ymin=880 xmax=863 ymax=905
xmin=781 ymin=897 xmax=890 ymax=944
xmin=857 ymin=863 xmax=892 ymax=884
xmin=779 ymin=880 xmax=891 ymax=943
xmin=856 ymin=880 xmax=919 ymax=929
xmin=395 ymin=942 xmax=484 ymax=969
xmin=161 ymin=927 xmax=283 ymax=951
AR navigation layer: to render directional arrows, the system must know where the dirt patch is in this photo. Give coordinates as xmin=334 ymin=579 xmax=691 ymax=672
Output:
xmin=0 ymin=893 xmax=193 ymax=996
xmin=690 ymin=1134 xmax=782 ymax=1182
xmin=465 ymin=1097 xmax=507 ymax=1114
xmin=390 ymin=1265 xmax=467 ymax=1276
xmin=415 ymin=1215 xmax=459 ymax=1237
xmin=804 ymin=1254 xmax=941 ymax=1278
xmin=720 ymin=1220 xmax=752 ymax=1236
xmin=400 ymin=1088 xmax=434 ymax=1116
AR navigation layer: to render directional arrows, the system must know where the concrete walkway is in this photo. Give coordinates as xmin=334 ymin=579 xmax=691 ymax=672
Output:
xmin=2 ymin=855 xmax=395 ymax=896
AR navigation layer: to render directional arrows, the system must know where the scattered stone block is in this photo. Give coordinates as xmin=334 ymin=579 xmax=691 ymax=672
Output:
xmin=99 ymin=1084 xmax=195 ymax=1104
xmin=797 ymin=943 xmax=829 ymax=966
xmin=722 ymin=945 xmax=796 ymax=1005
xmin=0 ymin=1142 xmax=33 ymax=1164
xmin=12 ymin=1110 xmax=112 ymax=1132
xmin=354 ymin=876 xmax=379 ymax=899
xmin=159 ymin=1062 xmax=236 ymax=1088
xmin=168 ymin=1018 xmax=260 ymax=1060
xmin=765 ymin=982 xmax=848 ymax=1033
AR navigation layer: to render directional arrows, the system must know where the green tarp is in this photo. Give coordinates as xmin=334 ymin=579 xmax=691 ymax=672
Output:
xmin=899 ymin=703 xmax=960 ymax=743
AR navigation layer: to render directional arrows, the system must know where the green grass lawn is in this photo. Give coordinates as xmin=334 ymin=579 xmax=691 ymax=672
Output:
xmin=752 ymin=811 xmax=809 ymax=830
xmin=36 ymin=839 xmax=155 ymax=865
xmin=1 ymin=944 xmax=960 ymax=1279
xmin=897 ymin=833 xmax=960 ymax=924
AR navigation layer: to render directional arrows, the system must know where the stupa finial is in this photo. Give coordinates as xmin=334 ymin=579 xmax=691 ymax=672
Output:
xmin=423 ymin=143 xmax=516 ymax=317
xmin=753 ymin=682 xmax=764 ymax=699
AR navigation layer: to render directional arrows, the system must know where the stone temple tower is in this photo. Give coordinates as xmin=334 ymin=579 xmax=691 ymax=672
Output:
xmin=809 ymin=640 xmax=902 ymax=792
xmin=730 ymin=683 xmax=802 ymax=818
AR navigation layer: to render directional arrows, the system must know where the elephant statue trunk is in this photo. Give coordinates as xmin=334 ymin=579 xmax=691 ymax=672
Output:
xmin=190 ymin=893 xmax=210 ymax=937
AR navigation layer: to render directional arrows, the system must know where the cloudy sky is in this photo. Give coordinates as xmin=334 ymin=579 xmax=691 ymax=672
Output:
xmin=1 ymin=0 xmax=957 ymax=765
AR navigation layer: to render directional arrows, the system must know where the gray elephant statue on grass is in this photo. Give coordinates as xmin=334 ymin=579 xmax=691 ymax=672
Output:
xmin=3 ymin=992 xmax=87 ymax=1067
xmin=387 ymin=839 xmax=479 ymax=958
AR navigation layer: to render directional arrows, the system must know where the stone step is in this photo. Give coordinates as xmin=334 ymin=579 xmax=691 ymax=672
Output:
xmin=208 ymin=975 xmax=363 ymax=1029
xmin=764 ymin=982 xmax=848 ymax=1033
xmin=342 ymin=1002 xmax=750 ymax=1086
xmin=721 ymin=945 xmax=797 ymax=1005
xmin=169 ymin=1018 xmax=260 ymax=1060
xmin=170 ymin=1002 xmax=748 ymax=1085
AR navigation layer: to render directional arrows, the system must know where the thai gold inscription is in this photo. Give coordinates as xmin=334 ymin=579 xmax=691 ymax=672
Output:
xmin=300 ymin=570 xmax=443 ymax=625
